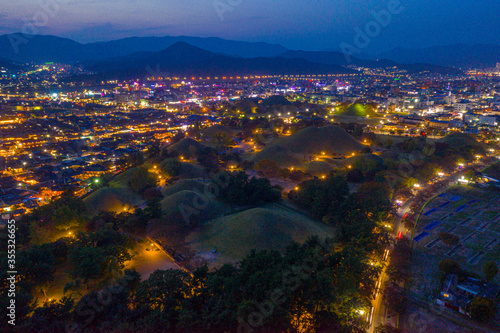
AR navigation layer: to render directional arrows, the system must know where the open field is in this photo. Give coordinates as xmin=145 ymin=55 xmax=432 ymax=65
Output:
xmin=410 ymin=185 xmax=500 ymax=304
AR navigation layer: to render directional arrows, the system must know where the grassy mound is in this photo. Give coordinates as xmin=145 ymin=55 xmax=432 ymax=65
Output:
xmin=186 ymin=204 xmax=334 ymax=262
xmin=84 ymin=167 xmax=144 ymax=216
xmin=297 ymin=161 xmax=334 ymax=176
xmin=440 ymin=132 xmax=486 ymax=150
xmin=251 ymin=145 xmax=303 ymax=168
xmin=202 ymin=124 xmax=234 ymax=137
xmin=110 ymin=167 xmax=138 ymax=188
xmin=160 ymin=190 xmax=228 ymax=226
xmin=343 ymin=153 xmax=383 ymax=166
xmin=179 ymin=162 xmax=206 ymax=179
xmin=162 ymin=179 xmax=206 ymax=197
xmin=483 ymin=161 xmax=500 ymax=180
xmin=84 ymin=187 xmax=141 ymax=216
xmin=167 ymin=138 xmax=207 ymax=157
xmin=335 ymin=103 xmax=380 ymax=117
xmin=270 ymin=125 xmax=363 ymax=156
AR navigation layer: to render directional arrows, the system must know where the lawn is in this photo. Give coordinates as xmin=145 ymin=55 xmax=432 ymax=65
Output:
xmin=185 ymin=203 xmax=335 ymax=267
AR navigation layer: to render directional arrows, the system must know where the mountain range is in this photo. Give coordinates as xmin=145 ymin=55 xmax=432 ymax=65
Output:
xmin=1 ymin=33 xmax=496 ymax=77
xmin=376 ymin=44 xmax=500 ymax=69
xmin=0 ymin=34 xmax=287 ymax=63
xmin=86 ymin=42 xmax=355 ymax=78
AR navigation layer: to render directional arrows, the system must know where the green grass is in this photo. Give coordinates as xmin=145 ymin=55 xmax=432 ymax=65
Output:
xmin=202 ymin=124 xmax=235 ymax=137
xmin=297 ymin=160 xmax=334 ymax=176
xmin=439 ymin=132 xmax=486 ymax=151
xmin=333 ymin=103 xmax=381 ymax=118
xmin=186 ymin=203 xmax=334 ymax=263
xmin=267 ymin=125 xmax=363 ymax=156
xmin=162 ymin=179 xmax=206 ymax=197
xmin=84 ymin=187 xmax=142 ymax=216
xmin=178 ymin=162 xmax=206 ymax=179
xmin=250 ymin=145 xmax=304 ymax=168
xmin=483 ymin=161 xmax=500 ymax=179
xmin=159 ymin=190 xmax=229 ymax=226
xmin=110 ymin=167 xmax=138 ymax=188
xmin=167 ymin=138 xmax=207 ymax=156
xmin=84 ymin=167 xmax=144 ymax=216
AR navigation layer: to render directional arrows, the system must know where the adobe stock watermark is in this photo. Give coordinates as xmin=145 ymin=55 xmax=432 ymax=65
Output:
xmin=8 ymin=0 xmax=67 ymax=54
xmin=213 ymin=0 xmax=243 ymax=22
xmin=178 ymin=171 xmax=229 ymax=225
xmin=339 ymin=0 xmax=405 ymax=63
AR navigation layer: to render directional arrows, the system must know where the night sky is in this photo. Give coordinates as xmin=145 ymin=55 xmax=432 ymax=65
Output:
xmin=2 ymin=0 xmax=499 ymax=52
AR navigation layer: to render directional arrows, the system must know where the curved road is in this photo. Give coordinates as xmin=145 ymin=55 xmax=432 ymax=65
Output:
xmin=369 ymin=198 xmax=413 ymax=332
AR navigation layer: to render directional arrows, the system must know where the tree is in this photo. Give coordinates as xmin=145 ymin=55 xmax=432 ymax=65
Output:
xmin=483 ymin=261 xmax=499 ymax=282
xmin=438 ymin=232 xmax=460 ymax=245
xmin=135 ymin=269 xmax=191 ymax=312
xmin=144 ymin=198 xmax=163 ymax=220
xmin=160 ymin=158 xmax=181 ymax=177
xmin=375 ymin=323 xmax=403 ymax=333
xmin=31 ymin=297 xmax=75 ymax=323
xmin=147 ymin=142 xmax=160 ymax=159
xmin=254 ymin=159 xmax=280 ymax=177
xmin=17 ymin=245 xmax=56 ymax=289
xmin=470 ymin=296 xmax=497 ymax=322
xmin=361 ymin=147 xmax=372 ymax=154
xmin=438 ymin=259 xmax=461 ymax=275
xmin=130 ymin=167 xmax=157 ymax=195
xmin=69 ymin=246 xmax=105 ymax=282
xmin=383 ymin=282 xmax=407 ymax=316
xmin=197 ymin=147 xmax=220 ymax=173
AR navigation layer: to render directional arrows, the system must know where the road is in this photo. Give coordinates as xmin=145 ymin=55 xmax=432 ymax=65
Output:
xmin=367 ymin=158 xmax=495 ymax=332
xmin=369 ymin=198 xmax=412 ymax=332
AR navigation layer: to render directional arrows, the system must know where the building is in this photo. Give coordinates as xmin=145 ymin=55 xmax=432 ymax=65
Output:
xmin=454 ymin=100 xmax=472 ymax=113
xmin=437 ymin=274 xmax=500 ymax=317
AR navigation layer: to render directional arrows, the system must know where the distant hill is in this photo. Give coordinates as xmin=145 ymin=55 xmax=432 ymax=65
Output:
xmin=279 ymin=50 xmax=463 ymax=74
xmin=0 ymin=58 xmax=23 ymax=70
xmin=0 ymin=33 xmax=288 ymax=63
xmin=87 ymin=42 xmax=356 ymax=78
xmin=377 ymin=44 xmax=500 ymax=69
xmin=279 ymin=49 xmax=397 ymax=68
xmin=271 ymin=125 xmax=363 ymax=156
xmin=0 ymin=33 xmax=469 ymax=74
